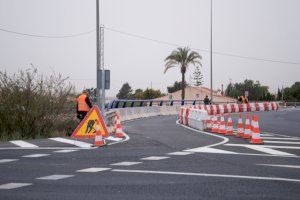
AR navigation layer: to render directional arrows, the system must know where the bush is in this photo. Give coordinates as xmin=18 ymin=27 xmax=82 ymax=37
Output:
xmin=0 ymin=67 xmax=75 ymax=140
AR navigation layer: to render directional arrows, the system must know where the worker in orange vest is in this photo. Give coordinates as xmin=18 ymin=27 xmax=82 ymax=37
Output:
xmin=77 ymin=90 xmax=93 ymax=121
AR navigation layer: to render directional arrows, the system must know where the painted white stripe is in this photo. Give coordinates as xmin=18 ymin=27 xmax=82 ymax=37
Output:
xmin=261 ymin=137 xmax=300 ymax=140
xmin=176 ymin=120 xmax=229 ymax=148
xmin=167 ymin=152 xmax=194 ymax=156
xmin=106 ymin=136 xmax=122 ymax=142
xmin=244 ymin=146 xmax=294 ymax=156
xmin=0 ymin=159 xmax=18 ymax=163
xmin=53 ymin=150 xmax=78 ymax=153
xmin=257 ymin=164 xmax=300 ymax=169
xmin=0 ymin=147 xmax=95 ymax=150
xmin=112 ymin=169 xmax=300 ymax=183
xmin=141 ymin=156 xmax=170 ymax=161
xmin=185 ymin=147 xmax=237 ymax=154
xmin=77 ymin=168 xmax=111 ymax=173
xmin=264 ymin=141 xmax=300 ymax=145
xmin=110 ymin=161 xmax=142 ymax=166
xmin=37 ymin=174 xmax=74 ymax=180
xmin=10 ymin=140 xmax=38 ymax=148
xmin=225 ymin=143 xmax=300 ymax=149
xmin=0 ymin=183 xmax=32 ymax=189
xmin=22 ymin=154 xmax=50 ymax=158
xmin=49 ymin=137 xmax=92 ymax=148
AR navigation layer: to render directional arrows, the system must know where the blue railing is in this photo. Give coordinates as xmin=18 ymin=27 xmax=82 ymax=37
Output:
xmin=109 ymin=99 xmax=205 ymax=109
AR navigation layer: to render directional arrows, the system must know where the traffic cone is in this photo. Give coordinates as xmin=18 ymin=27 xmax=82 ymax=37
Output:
xmin=250 ymin=116 xmax=264 ymax=144
xmin=205 ymin=116 xmax=212 ymax=130
xmin=115 ymin=112 xmax=125 ymax=138
xmin=226 ymin=114 xmax=234 ymax=136
xmin=243 ymin=114 xmax=252 ymax=139
xmin=218 ymin=115 xmax=226 ymax=135
xmin=236 ymin=114 xmax=244 ymax=138
xmin=93 ymin=120 xmax=106 ymax=147
xmin=211 ymin=116 xmax=219 ymax=133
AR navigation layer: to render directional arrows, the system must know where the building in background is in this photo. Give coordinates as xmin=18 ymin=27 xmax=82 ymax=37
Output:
xmin=154 ymin=86 xmax=236 ymax=103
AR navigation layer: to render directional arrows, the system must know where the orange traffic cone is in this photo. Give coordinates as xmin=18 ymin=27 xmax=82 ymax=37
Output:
xmin=205 ymin=116 xmax=212 ymax=130
xmin=250 ymin=116 xmax=264 ymax=144
xmin=236 ymin=114 xmax=244 ymax=138
xmin=243 ymin=114 xmax=252 ymax=139
xmin=115 ymin=113 xmax=125 ymax=138
xmin=93 ymin=120 xmax=106 ymax=147
xmin=211 ymin=116 xmax=219 ymax=133
xmin=226 ymin=114 xmax=234 ymax=136
xmin=218 ymin=115 xmax=226 ymax=135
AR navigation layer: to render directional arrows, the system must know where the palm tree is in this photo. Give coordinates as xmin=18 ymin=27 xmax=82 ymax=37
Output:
xmin=164 ymin=47 xmax=202 ymax=100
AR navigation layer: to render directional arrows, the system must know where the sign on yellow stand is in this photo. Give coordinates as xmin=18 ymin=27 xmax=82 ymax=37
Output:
xmin=71 ymin=106 xmax=109 ymax=139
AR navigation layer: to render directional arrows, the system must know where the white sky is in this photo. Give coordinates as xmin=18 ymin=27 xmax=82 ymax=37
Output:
xmin=0 ymin=0 xmax=299 ymax=97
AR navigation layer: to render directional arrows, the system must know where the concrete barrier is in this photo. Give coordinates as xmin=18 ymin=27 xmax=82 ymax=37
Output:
xmin=188 ymin=109 xmax=208 ymax=130
xmin=115 ymin=106 xmax=180 ymax=122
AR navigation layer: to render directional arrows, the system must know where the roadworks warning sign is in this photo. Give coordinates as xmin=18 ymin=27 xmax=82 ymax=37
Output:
xmin=71 ymin=106 xmax=109 ymax=139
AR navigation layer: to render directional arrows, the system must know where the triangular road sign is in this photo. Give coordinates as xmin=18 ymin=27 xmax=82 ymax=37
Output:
xmin=71 ymin=106 xmax=109 ymax=139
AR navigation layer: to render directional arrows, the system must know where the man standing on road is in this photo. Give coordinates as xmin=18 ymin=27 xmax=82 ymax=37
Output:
xmin=77 ymin=90 xmax=93 ymax=121
xmin=204 ymin=95 xmax=210 ymax=105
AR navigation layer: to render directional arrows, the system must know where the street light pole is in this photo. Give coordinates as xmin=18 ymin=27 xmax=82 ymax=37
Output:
xmin=96 ymin=0 xmax=102 ymax=109
xmin=210 ymin=0 xmax=213 ymax=103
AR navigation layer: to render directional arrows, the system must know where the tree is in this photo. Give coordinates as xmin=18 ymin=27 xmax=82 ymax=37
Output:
xmin=193 ymin=65 xmax=203 ymax=86
xmin=116 ymin=83 xmax=133 ymax=99
xmin=167 ymin=81 xmax=188 ymax=93
xmin=283 ymin=82 xmax=300 ymax=101
xmin=133 ymin=88 xmax=144 ymax=99
xmin=143 ymin=88 xmax=164 ymax=99
xmin=225 ymin=79 xmax=274 ymax=101
xmin=164 ymin=47 xmax=202 ymax=100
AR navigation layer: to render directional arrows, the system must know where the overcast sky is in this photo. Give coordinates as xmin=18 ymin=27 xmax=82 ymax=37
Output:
xmin=0 ymin=0 xmax=299 ymax=97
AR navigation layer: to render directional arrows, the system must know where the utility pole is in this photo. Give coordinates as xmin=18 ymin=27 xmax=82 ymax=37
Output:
xmin=96 ymin=0 xmax=101 ymax=109
xmin=100 ymin=26 xmax=105 ymax=113
xmin=210 ymin=0 xmax=213 ymax=103
xmin=282 ymin=85 xmax=284 ymax=102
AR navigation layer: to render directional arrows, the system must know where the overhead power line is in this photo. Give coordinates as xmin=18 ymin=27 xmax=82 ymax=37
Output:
xmin=1 ymin=25 xmax=299 ymax=65
xmin=104 ymin=26 xmax=300 ymax=66
xmin=0 ymin=27 xmax=95 ymax=38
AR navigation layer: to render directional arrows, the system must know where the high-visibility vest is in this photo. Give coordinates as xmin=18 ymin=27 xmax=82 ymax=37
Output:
xmin=77 ymin=94 xmax=89 ymax=112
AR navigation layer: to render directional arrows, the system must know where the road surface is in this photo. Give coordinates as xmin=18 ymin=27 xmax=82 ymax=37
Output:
xmin=0 ymin=107 xmax=300 ymax=199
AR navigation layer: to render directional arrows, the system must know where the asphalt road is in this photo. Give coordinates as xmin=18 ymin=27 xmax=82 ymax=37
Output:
xmin=0 ymin=107 xmax=300 ymax=200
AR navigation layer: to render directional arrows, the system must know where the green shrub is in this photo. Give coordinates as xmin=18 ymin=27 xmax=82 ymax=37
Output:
xmin=0 ymin=67 xmax=75 ymax=140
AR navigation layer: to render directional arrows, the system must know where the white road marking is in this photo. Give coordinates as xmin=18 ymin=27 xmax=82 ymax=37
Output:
xmin=141 ymin=156 xmax=170 ymax=161
xmin=260 ymin=134 xmax=274 ymax=137
xmin=77 ymin=168 xmax=111 ymax=173
xmin=37 ymin=174 xmax=74 ymax=180
xmin=185 ymin=147 xmax=237 ymax=154
xmin=22 ymin=154 xmax=50 ymax=158
xmin=261 ymin=137 xmax=300 ymax=140
xmin=263 ymin=141 xmax=300 ymax=145
xmin=106 ymin=136 xmax=122 ymax=142
xmin=10 ymin=140 xmax=38 ymax=148
xmin=0 ymin=159 xmax=18 ymax=163
xmin=224 ymin=144 xmax=295 ymax=156
xmin=225 ymin=143 xmax=300 ymax=150
xmin=257 ymin=164 xmax=300 ymax=169
xmin=0 ymin=147 xmax=95 ymax=150
xmin=112 ymin=169 xmax=300 ymax=183
xmin=167 ymin=152 xmax=194 ymax=156
xmin=110 ymin=161 xmax=142 ymax=166
xmin=107 ymin=132 xmax=130 ymax=146
xmin=0 ymin=183 xmax=32 ymax=190
xmin=53 ymin=150 xmax=78 ymax=153
xmin=176 ymin=120 xmax=229 ymax=148
xmin=49 ymin=137 xmax=92 ymax=148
